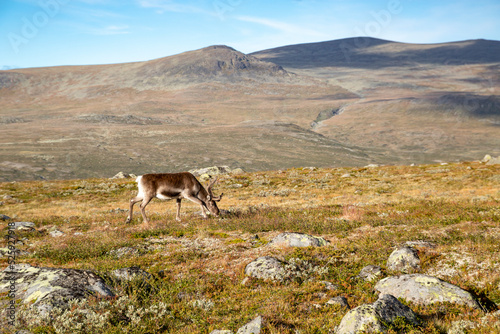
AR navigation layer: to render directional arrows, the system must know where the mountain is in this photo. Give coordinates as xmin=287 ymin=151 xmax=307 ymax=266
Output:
xmin=252 ymin=37 xmax=500 ymax=160
xmin=0 ymin=38 xmax=499 ymax=181
xmin=0 ymin=44 xmax=361 ymax=181
xmin=251 ymin=37 xmax=500 ymax=68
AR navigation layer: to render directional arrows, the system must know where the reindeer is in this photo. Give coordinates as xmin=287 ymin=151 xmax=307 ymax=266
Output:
xmin=125 ymin=172 xmax=223 ymax=224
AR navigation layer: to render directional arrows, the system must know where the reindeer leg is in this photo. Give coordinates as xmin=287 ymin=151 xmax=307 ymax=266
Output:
xmin=126 ymin=196 xmax=143 ymax=223
xmin=139 ymin=195 xmax=153 ymax=224
xmin=175 ymin=198 xmax=182 ymax=222
xmin=185 ymin=196 xmax=208 ymax=219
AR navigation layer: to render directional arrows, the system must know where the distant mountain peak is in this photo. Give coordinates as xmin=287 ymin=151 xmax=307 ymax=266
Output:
xmin=138 ymin=44 xmax=290 ymax=84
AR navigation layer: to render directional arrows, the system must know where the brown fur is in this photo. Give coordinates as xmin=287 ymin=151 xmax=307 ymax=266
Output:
xmin=125 ymin=172 xmax=222 ymax=224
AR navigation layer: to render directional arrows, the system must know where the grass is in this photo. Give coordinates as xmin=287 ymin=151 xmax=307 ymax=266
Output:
xmin=1 ymin=161 xmax=499 ymax=333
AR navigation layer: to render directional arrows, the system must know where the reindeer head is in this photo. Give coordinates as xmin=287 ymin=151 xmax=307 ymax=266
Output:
xmin=206 ymin=177 xmax=223 ymax=217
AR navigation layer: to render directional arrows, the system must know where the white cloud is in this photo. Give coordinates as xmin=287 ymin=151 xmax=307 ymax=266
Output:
xmin=236 ymin=15 xmax=326 ymax=38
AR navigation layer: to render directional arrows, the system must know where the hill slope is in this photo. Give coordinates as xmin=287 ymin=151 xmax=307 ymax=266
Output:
xmin=252 ymin=37 xmax=500 ymax=160
xmin=0 ymin=45 xmax=361 ymax=181
xmin=1 ymin=38 xmax=499 ymax=181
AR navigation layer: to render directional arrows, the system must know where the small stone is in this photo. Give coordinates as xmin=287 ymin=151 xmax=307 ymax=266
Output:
xmin=12 ymin=222 xmax=36 ymax=231
xmin=320 ymin=281 xmax=339 ymax=291
xmin=49 ymin=230 xmax=65 ymax=237
xmin=357 ymin=265 xmax=383 ymax=282
xmin=236 ymin=316 xmax=262 ymax=334
xmin=326 ymin=296 xmax=350 ymax=309
xmin=387 ymin=246 xmax=420 ymax=273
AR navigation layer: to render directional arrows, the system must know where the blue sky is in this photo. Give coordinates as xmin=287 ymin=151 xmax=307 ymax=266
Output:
xmin=1 ymin=0 xmax=500 ymax=69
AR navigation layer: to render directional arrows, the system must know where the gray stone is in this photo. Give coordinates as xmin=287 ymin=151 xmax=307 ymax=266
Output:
xmin=336 ymin=294 xmax=419 ymax=334
xmin=374 ymin=274 xmax=481 ymax=309
xmin=267 ymin=232 xmax=329 ymax=248
xmin=0 ymin=214 xmax=11 ymax=221
xmin=244 ymin=256 xmax=286 ymax=282
xmin=326 ymin=296 xmax=350 ymax=309
xmin=447 ymin=320 xmax=477 ymax=334
xmin=236 ymin=316 xmax=262 ymax=334
xmin=11 ymin=222 xmax=35 ymax=231
xmin=0 ymin=264 xmax=114 ymax=315
xmin=49 ymin=230 xmax=64 ymax=237
xmin=190 ymin=166 xmax=236 ymax=177
xmin=357 ymin=265 xmax=383 ymax=282
xmin=320 ymin=281 xmax=339 ymax=291
xmin=387 ymin=246 xmax=420 ymax=273
xmin=110 ymin=171 xmax=136 ymax=179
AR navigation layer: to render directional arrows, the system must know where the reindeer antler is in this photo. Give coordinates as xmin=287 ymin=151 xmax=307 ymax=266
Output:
xmin=207 ymin=177 xmax=223 ymax=201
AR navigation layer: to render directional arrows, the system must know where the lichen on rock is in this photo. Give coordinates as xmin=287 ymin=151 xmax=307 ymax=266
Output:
xmin=374 ymin=274 xmax=481 ymax=309
xmin=267 ymin=232 xmax=329 ymax=248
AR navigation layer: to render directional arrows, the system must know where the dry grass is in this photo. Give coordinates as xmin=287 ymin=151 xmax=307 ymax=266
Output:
xmin=1 ymin=161 xmax=500 ymax=333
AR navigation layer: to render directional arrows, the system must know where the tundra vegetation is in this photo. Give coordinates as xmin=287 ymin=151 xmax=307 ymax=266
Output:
xmin=0 ymin=161 xmax=499 ymax=333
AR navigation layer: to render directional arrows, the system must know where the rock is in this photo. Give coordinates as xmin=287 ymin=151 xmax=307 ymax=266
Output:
xmin=387 ymin=246 xmax=420 ymax=273
xmin=341 ymin=173 xmax=351 ymax=178
xmin=486 ymin=157 xmax=500 ymax=165
xmin=49 ymin=230 xmax=64 ymax=237
xmin=326 ymin=296 xmax=350 ymax=309
xmin=236 ymin=316 xmax=262 ymax=334
xmin=482 ymin=154 xmax=500 ymax=165
xmin=365 ymin=164 xmax=380 ymax=168
xmin=0 ymin=264 xmax=114 ymax=315
xmin=11 ymin=222 xmax=35 ymax=231
xmin=357 ymin=265 xmax=383 ymax=282
xmin=189 ymin=166 xmax=235 ymax=177
xmin=447 ymin=320 xmax=478 ymax=334
xmin=267 ymin=232 xmax=329 ymax=248
xmin=210 ymin=331 xmax=234 ymax=334
xmin=374 ymin=274 xmax=481 ymax=309
xmin=336 ymin=294 xmax=419 ymax=334
xmin=0 ymin=214 xmax=11 ymax=220
xmin=108 ymin=247 xmax=141 ymax=258
xmin=320 ymin=281 xmax=339 ymax=291
xmin=111 ymin=266 xmax=152 ymax=281
xmin=244 ymin=256 xmax=286 ymax=282
xmin=110 ymin=171 xmax=136 ymax=179
xmin=481 ymin=154 xmax=492 ymax=162
xmin=404 ymin=240 xmax=437 ymax=249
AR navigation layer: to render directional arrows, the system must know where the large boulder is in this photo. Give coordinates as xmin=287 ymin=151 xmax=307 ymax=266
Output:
xmin=374 ymin=274 xmax=481 ymax=309
xmin=336 ymin=294 xmax=419 ymax=333
xmin=267 ymin=232 xmax=329 ymax=248
xmin=0 ymin=264 xmax=114 ymax=315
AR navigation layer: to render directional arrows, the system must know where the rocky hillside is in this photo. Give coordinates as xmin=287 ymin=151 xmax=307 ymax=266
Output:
xmin=1 ymin=161 xmax=499 ymax=333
